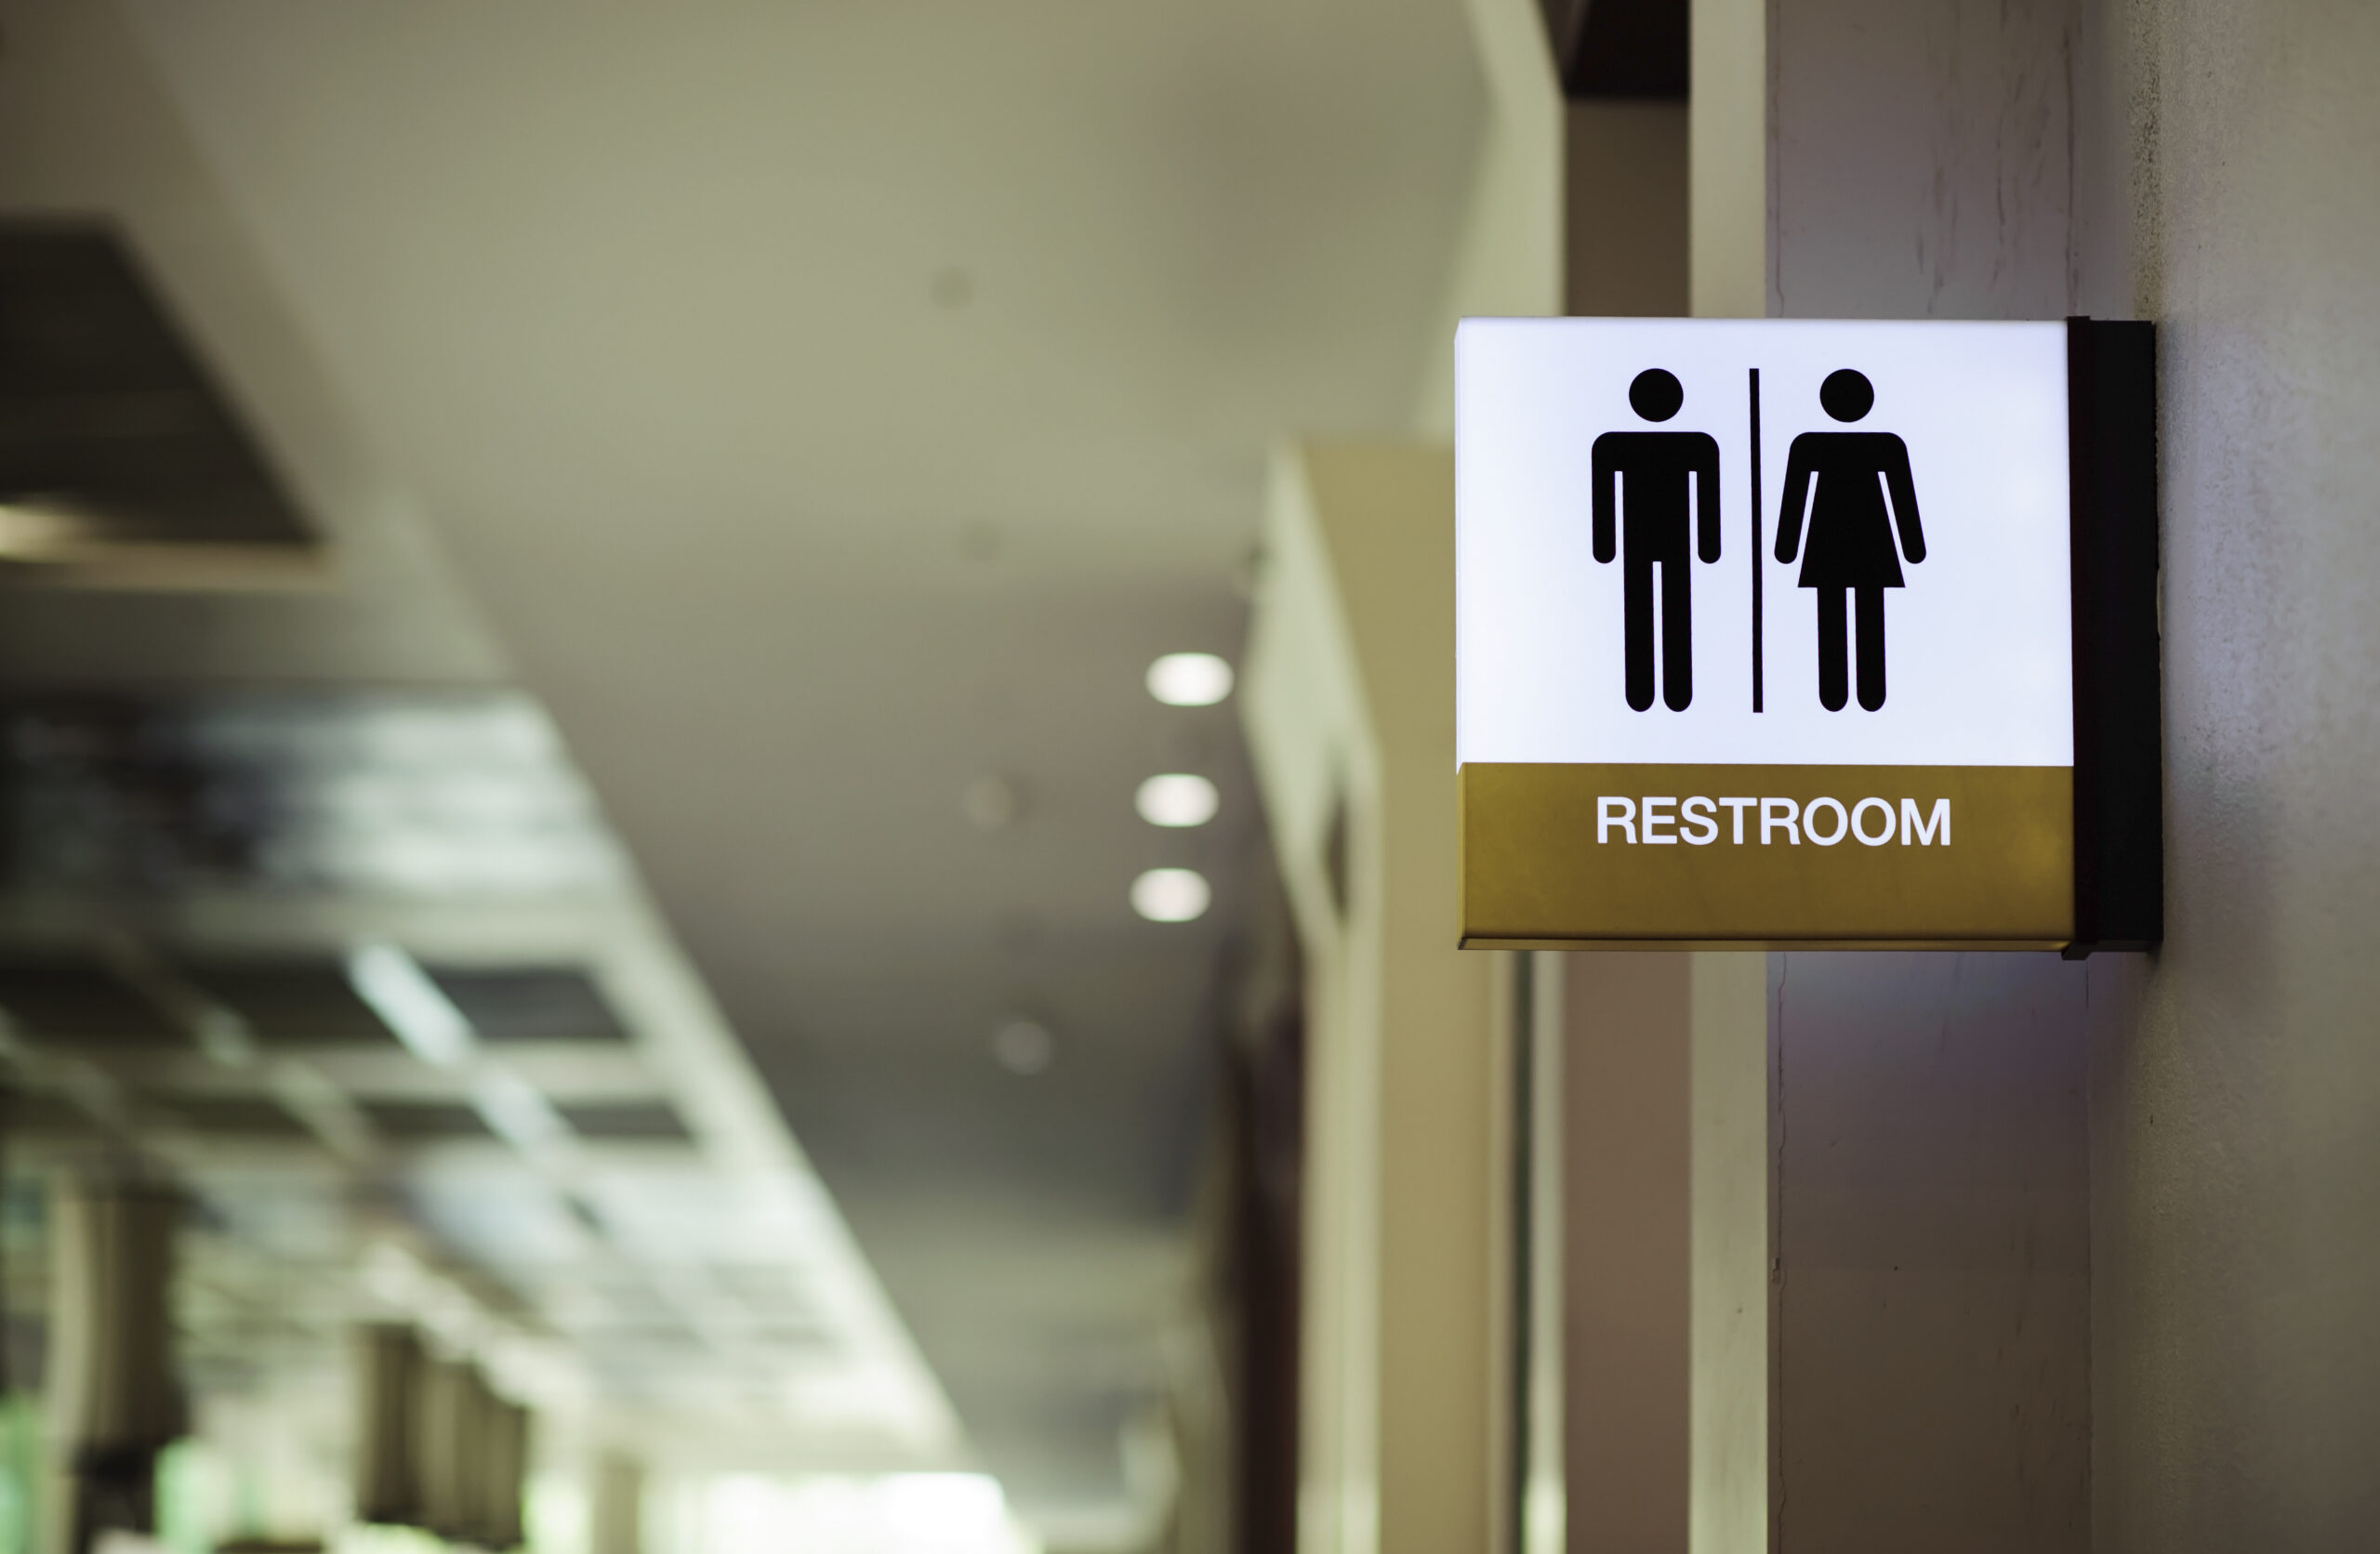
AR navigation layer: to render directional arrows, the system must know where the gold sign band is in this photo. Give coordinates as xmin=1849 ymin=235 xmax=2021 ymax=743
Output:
xmin=1458 ymin=762 xmax=2074 ymax=949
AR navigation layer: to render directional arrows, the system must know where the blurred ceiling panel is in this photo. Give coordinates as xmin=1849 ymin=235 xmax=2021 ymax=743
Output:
xmin=0 ymin=687 xmax=959 ymax=1479
xmin=555 ymin=1101 xmax=692 ymax=1143
xmin=0 ymin=692 xmax=620 ymax=897
xmin=428 ymin=967 xmax=630 ymax=1046
xmin=0 ymin=219 xmax=320 ymax=583
xmin=185 ymin=962 xmax=401 ymax=1049
xmin=0 ymin=959 xmax=185 ymax=1045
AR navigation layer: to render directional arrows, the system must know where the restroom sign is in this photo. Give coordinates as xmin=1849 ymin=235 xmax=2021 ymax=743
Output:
xmin=1455 ymin=317 xmax=2161 ymax=951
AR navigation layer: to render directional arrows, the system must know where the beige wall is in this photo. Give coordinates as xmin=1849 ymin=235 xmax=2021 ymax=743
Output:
xmin=1327 ymin=446 xmax=1501 ymax=1554
xmin=1241 ymin=444 xmax=1503 ymax=1554
xmin=1689 ymin=0 xmax=1767 ymax=318
xmin=1247 ymin=3 xmax=1567 ymax=1542
xmin=2084 ymin=2 xmax=2380 ymax=1548
xmin=1415 ymin=0 xmax=1565 ymax=434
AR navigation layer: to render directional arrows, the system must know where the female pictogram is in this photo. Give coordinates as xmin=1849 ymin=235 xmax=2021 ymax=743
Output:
xmin=1591 ymin=369 xmax=1722 ymax=711
xmin=1774 ymin=369 xmax=1925 ymax=710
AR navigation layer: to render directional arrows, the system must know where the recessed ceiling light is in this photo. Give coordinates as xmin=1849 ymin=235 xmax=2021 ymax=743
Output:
xmin=1130 ymin=867 xmax=1211 ymax=923
xmin=991 ymin=1019 xmax=1055 ymax=1076
xmin=1145 ymin=653 xmax=1234 ymax=707
xmin=1135 ymin=773 xmax=1220 ymax=828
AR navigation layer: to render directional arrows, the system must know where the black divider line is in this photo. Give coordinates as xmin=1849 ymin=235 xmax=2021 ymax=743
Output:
xmin=1751 ymin=367 xmax=1765 ymax=712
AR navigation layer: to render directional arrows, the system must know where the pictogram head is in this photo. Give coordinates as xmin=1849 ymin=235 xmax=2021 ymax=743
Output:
xmin=1820 ymin=369 xmax=1874 ymax=422
xmin=1628 ymin=368 xmax=1684 ymax=423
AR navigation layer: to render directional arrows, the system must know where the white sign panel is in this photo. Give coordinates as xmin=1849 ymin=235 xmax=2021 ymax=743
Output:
xmin=1457 ymin=319 xmax=2073 ymax=769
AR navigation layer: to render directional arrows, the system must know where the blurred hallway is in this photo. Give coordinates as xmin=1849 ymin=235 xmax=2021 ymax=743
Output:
xmin=0 ymin=1 xmax=1488 ymax=1548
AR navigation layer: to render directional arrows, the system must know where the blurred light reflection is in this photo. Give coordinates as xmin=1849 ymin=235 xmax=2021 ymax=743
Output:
xmin=697 ymin=1473 xmax=1037 ymax=1554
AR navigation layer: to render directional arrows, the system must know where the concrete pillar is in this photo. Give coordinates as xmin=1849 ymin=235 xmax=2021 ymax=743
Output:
xmin=1561 ymin=955 xmax=1687 ymax=1554
xmin=1720 ymin=2 xmax=2102 ymax=1547
xmin=351 ymin=1325 xmax=424 ymax=1527
xmin=410 ymin=1359 xmax=480 ymax=1542
xmin=46 ymin=1179 xmax=185 ymax=1554
xmin=1523 ymin=12 xmax=1775 ymax=1550
xmin=1517 ymin=953 xmax=1566 ymax=1554
xmin=1686 ymin=954 xmax=1767 ymax=1554
xmin=1554 ymin=952 xmax=1765 ymax=1554
xmin=589 ymin=1453 xmax=644 ymax=1554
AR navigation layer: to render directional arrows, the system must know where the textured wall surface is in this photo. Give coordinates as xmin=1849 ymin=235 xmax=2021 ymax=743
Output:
xmin=1712 ymin=0 xmax=2375 ymax=1545
xmin=1772 ymin=952 xmax=2099 ymax=1553
xmin=2091 ymin=1 xmax=2380 ymax=1548
xmin=1770 ymin=0 xmax=2077 ymax=319
xmin=1765 ymin=2 xmax=2099 ymax=1547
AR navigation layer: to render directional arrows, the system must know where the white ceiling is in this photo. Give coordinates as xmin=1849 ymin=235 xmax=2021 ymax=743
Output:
xmin=0 ymin=0 xmax=1487 ymax=1536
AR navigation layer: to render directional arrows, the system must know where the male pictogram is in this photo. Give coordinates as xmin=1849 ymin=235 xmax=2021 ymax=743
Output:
xmin=1775 ymin=369 xmax=1926 ymax=711
xmin=1592 ymin=369 xmax=1722 ymax=711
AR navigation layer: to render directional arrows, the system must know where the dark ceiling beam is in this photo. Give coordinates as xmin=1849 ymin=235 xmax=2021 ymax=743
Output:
xmin=1539 ymin=0 xmax=1689 ymax=99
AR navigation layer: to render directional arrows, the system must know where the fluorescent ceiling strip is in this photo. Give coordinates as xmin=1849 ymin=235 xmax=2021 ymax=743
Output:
xmin=471 ymin=1069 xmax=571 ymax=1152
xmin=346 ymin=941 xmax=475 ymax=1068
